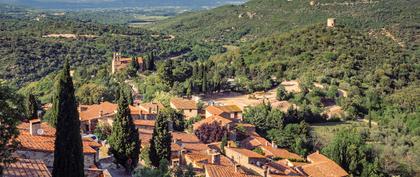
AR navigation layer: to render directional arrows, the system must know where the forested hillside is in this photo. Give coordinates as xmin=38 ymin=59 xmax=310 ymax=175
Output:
xmin=0 ymin=6 xmax=223 ymax=86
xmin=151 ymin=0 xmax=419 ymax=46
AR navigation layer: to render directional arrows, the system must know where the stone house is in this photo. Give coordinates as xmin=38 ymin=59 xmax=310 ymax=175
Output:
xmin=15 ymin=119 xmax=101 ymax=168
xmin=205 ymin=105 xmax=242 ymax=121
xmin=170 ymin=98 xmax=199 ymax=119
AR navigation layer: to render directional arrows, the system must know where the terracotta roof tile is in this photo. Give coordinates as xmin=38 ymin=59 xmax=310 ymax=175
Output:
xmin=134 ymin=120 xmax=155 ymax=127
xmin=226 ymin=147 xmax=265 ymax=158
xmin=170 ymin=98 xmax=198 ymax=110
xmin=205 ymin=164 xmax=259 ymax=177
xmin=206 ymin=105 xmax=242 ymax=115
xmin=79 ymin=102 xmax=145 ymax=121
xmin=138 ymin=102 xmax=164 ymax=114
xmin=300 ymin=152 xmax=349 ymax=177
xmin=193 ymin=115 xmax=232 ymax=130
xmin=17 ymin=122 xmax=99 ymax=154
xmin=260 ymin=145 xmax=304 ymax=160
xmin=2 ymin=159 xmax=51 ymax=177
xmin=240 ymin=133 xmax=271 ymax=149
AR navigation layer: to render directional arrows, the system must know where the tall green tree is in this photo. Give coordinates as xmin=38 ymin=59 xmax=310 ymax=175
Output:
xmin=149 ymin=110 xmax=172 ymax=167
xmin=108 ymin=91 xmax=140 ymax=173
xmin=322 ymin=129 xmax=383 ymax=176
xmin=52 ymin=60 xmax=85 ymax=177
xmin=0 ymin=81 xmax=23 ymax=176
xmin=26 ymin=93 xmax=39 ymax=119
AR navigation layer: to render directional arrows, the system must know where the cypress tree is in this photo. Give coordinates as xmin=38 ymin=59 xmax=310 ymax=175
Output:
xmin=108 ymin=91 xmax=140 ymax=173
xmin=220 ymin=133 xmax=227 ymax=155
xmin=26 ymin=93 xmax=39 ymax=119
xmin=149 ymin=110 xmax=172 ymax=167
xmin=52 ymin=60 xmax=84 ymax=177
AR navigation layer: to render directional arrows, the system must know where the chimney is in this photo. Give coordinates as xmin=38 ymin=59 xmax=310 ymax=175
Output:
xmin=30 ymin=119 xmax=41 ymax=136
xmin=265 ymin=141 xmax=269 ymax=146
xmin=234 ymin=164 xmax=240 ymax=173
xmin=99 ymin=110 xmax=103 ymax=117
xmin=263 ymin=165 xmax=269 ymax=177
xmin=148 ymin=107 xmax=152 ymax=114
xmin=271 ymin=141 xmax=277 ymax=148
xmin=211 ymin=153 xmax=220 ymax=165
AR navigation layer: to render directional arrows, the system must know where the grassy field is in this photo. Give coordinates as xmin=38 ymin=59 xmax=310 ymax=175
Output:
xmin=311 ymin=120 xmax=375 ymax=145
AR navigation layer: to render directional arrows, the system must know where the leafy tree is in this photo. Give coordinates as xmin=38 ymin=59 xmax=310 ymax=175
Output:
xmin=108 ymin=92 xmax=140 ymax=173
xmin=194 ymin=121 xmax=227 ymax=143
xmin=163 ymin=108 xmax=185 ymax=131
xmin=184 ymin=163 xmax=196 ymax=177
xmin=322 ymin=129 xmax=383 ymax=176
xmin=133 ymin=159 xmax=170 ymax=177
xmin=140 ymin=145 xmax=151 ymax=167
xmin=243 ymin=103 xmax=284 ymax=136
xmin=149 ymin=110 xmax=172 ymax=167
xmin=268 ymin=122 xmax=311 ymax=156
xmin=25 ymin=93 xmax=39 ymax=119
xmin=326 ymin=85 xmax=339 ymax=99
xmin=75 ymin=83 xmax=107 ymax=104
xmin=93 ymin=122 xmax=112 ymax=140
xmin=0 ymin=81 xmax=23 ymax=175
xmin=52 ymin=60 xmax=85 ymax=177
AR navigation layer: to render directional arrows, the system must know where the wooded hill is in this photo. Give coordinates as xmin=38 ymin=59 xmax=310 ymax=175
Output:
xmin=150 ymin=0 xmax=419 ymax=47
xmin=0 ymin=5 xmax=223 ymax=86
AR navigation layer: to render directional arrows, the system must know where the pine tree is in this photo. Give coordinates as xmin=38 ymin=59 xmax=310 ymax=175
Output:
xmin=52 ymin=60 xmax=85 ymax=177
xmin=149 ymin=52 xmax=155 ymax=71
xmin=108 ymin=91 xmax=140 ymax=173
xmin=149 ymin=110 xmax=172 ymax=167
xmin=26 ymin=93 xmax=39 ymax=119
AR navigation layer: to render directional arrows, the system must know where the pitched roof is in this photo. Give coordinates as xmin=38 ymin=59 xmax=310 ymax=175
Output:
xmin=193 ymin=115 xmax=232 ymax=130
xmin=171 ymin=132 xmax=208 ymax=153
xmin=205 ymin=164 xmax=259 ymax=177
xmin=170 ymin=98 xmax=197 ymax=110
xmin=79 ymin=101 xmax=144 ymax=121
xmin=79 ymin=102 xmax=117 ymax=121
xmin=138 ymin=129 xmax=153 ymax=147
xmin=300 ymin=152 xmax=348 ymax=177
xmin=133 ymin=120 xmax=155 ymax=127
xmin=226 ymin=147 xmax=265 ymax=158
xmin=240 ymin=132 xmax=272 ymax=149
xmin=17 ymin=122 xmax=99 ymax=154
xmin=260 ymin=145 xmax=304 ymax=160
xmin=206 ymin=105 xmax=242 ymax=115
xmin=2 ymin=159 xmax=51 ymax=177
xmin=138 ymin=102 xmax=164 ymax=114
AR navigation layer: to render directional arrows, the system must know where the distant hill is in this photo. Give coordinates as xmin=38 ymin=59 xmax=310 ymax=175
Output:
xmin=151 ymin=0 xmax=419 ymax=46
xmin=0 ymin=0 xmax=246 ymax=9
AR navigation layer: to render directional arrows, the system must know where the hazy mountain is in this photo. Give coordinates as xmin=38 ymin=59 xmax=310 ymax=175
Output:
xmin=0 ymin=0 xmax=247 ymax=9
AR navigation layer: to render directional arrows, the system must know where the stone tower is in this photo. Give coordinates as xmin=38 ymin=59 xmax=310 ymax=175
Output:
xmin=111 ymin=52 xmax=121 ymax=74
xmin=327 ymin=18 xmax=336 ymax=28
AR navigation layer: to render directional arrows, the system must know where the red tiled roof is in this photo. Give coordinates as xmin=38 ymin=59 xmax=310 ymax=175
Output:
xmin=171 ymin=132 xmax=208 ymax=153
xmin=17 ymin=122 xmax=99 ymax=154
xmin=139 ymin=129 xmax=153 ymax=147
xmin=170 ymin=98 xmax=198 ymax=110
xmin=205 ymin=164 xmax=259 ymax=177
xmin=206 ymin=105 xmax=242 ymax=115
xmin=134 ymin=120 xmax=155 ymax=127
xmin=79 ymin=102 xmax=144 ymax=121
xmin=260 ymin=145 xmax=304 ymax=160
xmin=138 ymin=102 xmax=164 ymax=114
xmin=226 ymin=147 xmax=265 ymax=158
xmin=193 ymin=115 xmax=232 ymax=130
xmin=300 ymin=152 xmax=349 ymax=177
xmin=2 ymin=159 xmax=51 ymax=177
xmin=240 ymin=133 xmax=272 ymax=149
